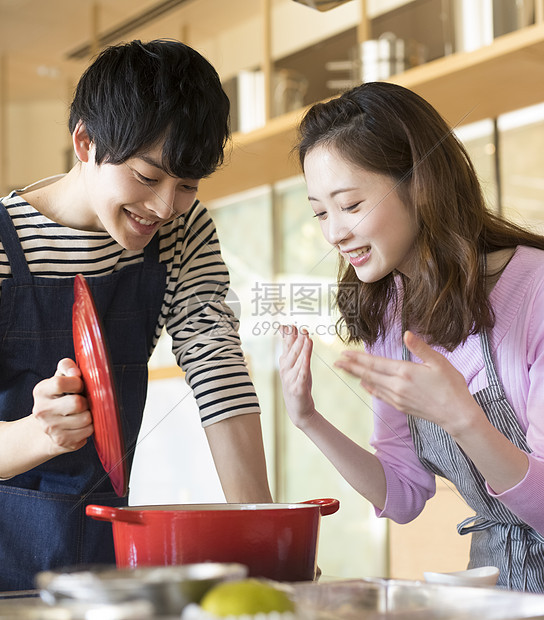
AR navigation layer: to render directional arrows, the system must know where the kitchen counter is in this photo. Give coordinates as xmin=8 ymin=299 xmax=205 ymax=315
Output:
xmin=0 ymin=590 xmax=157 ymax=619
xmin=3 ymin=578 xmax=544 ymax=619
xmin=284 ymin=578 xmax=544 ymax=619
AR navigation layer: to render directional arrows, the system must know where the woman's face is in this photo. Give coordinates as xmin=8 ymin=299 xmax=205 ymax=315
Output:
xmin=304 ymin=144 xmax=418 ymax=282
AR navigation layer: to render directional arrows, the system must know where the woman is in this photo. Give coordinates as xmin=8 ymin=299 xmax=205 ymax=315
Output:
xmin=279 ymin=81 xmax=544 ymax=592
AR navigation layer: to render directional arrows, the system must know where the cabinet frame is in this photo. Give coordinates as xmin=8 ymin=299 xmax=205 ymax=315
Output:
xmin=199 ymin=20 xmax=544 ymax=203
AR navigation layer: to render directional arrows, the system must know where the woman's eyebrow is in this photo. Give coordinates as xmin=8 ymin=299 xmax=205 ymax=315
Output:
xmin=308 ymin=187 xmax=358 ymax=201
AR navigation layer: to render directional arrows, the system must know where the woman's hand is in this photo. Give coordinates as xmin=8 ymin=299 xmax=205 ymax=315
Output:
xmin=32 ymin=358 xmax=94 ymax=455
xmin=335 ymin=330 xmax=531 ymax=495
xmin=334 ymin=330 xmax=480 ymax=437
xmin=279 ymin=325 xmax=388 ymax=508
xmin=278 ymin=325 xmax=317 ymax=429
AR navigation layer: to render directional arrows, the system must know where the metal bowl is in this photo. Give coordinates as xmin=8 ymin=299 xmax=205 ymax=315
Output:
xmin=36 ymin=562 xmax=248 ymax=616
xmin=287 ymin=578 xmax=544 ymax=619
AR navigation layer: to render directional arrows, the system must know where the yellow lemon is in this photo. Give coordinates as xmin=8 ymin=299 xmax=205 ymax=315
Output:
xmin=200 ymin=578 xmax=295 ymax=616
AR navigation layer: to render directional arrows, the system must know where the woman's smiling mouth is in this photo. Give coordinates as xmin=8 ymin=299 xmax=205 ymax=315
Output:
xmin=342 ymin=246 xmax=371 ymax=267
xmin=345 ymin=246 xmax=370 ymax=258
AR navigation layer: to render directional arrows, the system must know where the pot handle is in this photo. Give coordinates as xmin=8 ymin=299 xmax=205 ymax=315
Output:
xmin=302 ymin=498 xmax=340 ymax=516
xmin=86 ymin=504 xmax=145 ymax=524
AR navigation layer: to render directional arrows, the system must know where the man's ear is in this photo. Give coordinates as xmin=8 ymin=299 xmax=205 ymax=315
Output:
xmin=72 ymin=120 xmax=93 ymax=163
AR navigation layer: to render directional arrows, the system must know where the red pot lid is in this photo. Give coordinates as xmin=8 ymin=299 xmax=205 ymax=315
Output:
xmin=72 ymin=274 xmax=127 ymax=497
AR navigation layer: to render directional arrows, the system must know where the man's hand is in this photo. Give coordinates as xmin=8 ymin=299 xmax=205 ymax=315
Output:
xmin=32 ymin=358 xmax=94 ymax=455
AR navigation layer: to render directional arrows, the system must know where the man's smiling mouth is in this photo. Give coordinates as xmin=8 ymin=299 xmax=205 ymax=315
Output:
xmin=126 ymin=210 xmax=157 ymax=227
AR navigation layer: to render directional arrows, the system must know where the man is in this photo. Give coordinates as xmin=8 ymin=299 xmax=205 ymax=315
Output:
xmin=0 ymin=39 xmax=271 ymax=590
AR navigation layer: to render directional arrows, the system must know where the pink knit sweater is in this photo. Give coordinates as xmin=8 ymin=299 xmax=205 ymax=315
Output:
xmin=369 ymin=245 xmax=544 ymax=534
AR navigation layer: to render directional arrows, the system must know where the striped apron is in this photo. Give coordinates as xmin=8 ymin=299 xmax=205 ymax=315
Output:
xmin=405 ymin=330 xmax=544 ymax=592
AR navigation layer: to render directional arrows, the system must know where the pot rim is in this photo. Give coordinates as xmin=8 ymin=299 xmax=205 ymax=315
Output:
xmin=86 ymin=498 xmax=340 ymax=524
xmin=119 ymin=502 xmax=319 ymax=511
xmin=115 ymin=497 xmax=338 ymax=512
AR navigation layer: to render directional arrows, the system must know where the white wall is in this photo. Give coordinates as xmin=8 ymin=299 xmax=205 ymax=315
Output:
xmin=5 ymin=98 xmax=69 ymax=193
xmin=129 ymin=375 xmax=225 ymax=506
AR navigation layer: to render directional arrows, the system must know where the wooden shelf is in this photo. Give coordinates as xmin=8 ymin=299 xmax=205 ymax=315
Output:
xmin=396 ymin=21 xmax=544 ymax=127
xmin=199 ymin=106 xmax=307 ymax=203
xmin=199 ymin=22 xmax=544 ymax=204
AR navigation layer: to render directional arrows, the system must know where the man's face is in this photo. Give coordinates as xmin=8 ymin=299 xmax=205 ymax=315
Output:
xmin=85 ymin=143 xmax=201 ymax=251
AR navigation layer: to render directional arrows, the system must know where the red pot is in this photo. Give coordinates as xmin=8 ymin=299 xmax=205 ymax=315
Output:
xmin=86 ymin=499 xmax=339 ymax=582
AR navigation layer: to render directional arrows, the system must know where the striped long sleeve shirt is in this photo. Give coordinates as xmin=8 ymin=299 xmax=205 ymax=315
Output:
xmin=0 ymin=191 xmax=260 ymax=426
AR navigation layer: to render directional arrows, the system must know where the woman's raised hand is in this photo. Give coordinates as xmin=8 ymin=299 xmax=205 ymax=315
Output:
xmin=279 ymin=325 xmax=317 ymax=429
xmin=335 ymin=330 xmax=480 ymax=437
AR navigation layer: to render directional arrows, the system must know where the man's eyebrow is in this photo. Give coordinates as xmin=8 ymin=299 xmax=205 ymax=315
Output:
xmin=136 ymin=153 xmax=198 ymax=182
xmin=138 ymin=154 xmax=166 ymax=171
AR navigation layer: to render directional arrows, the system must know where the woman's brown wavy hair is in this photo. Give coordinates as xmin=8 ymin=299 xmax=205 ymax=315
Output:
xmin=297 ymin=82 xmax=544 ymax=350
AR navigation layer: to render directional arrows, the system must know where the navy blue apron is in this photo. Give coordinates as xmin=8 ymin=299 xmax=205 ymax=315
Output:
xmin=405 ymin=331 xmax=544 ymax=592
xmin=0 ymin=200 xmax=167 ymax=590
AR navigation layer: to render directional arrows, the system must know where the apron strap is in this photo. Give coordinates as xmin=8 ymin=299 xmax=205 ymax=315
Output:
xmin=457 ymin=514 xmax=495 ymax=535
xmin=478 ymin=253 xmax=506 ymax=394
xmin=479 ymin=329 xmax=506 ymax=395
xmin=458 ymin=515 xmax=544 ymax=591
xmin=143 ymin=230 xmax=161 ymax=262
xmin=0 ymin=200 xmax=32 ymax=281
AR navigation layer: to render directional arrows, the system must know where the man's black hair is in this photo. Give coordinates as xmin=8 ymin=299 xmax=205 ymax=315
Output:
xmin=69 ymin=39 xmax=230 ymax=179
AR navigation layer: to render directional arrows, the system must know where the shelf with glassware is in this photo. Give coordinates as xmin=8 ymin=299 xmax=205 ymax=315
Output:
xmin=198 ymin=19 xmax=544 ymax=204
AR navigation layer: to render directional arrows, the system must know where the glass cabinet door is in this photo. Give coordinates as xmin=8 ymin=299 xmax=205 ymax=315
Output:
xmin=274 ymin=177 xmax=388 ymax=579
xmin=498 ymin=104 xmax=544 ymax=233
xmin=211 ymin=179 xmax=388 ymax=579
